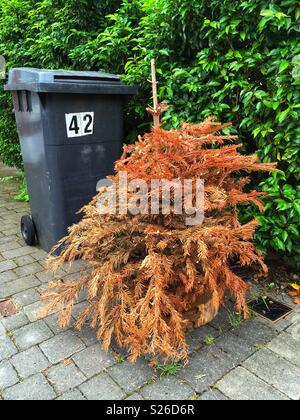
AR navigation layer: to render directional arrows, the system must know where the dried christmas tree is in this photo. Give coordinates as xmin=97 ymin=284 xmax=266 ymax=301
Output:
xmin=42 ymin=63 xmax=277 ymax=362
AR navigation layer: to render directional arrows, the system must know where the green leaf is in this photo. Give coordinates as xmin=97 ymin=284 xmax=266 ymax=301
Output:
xmin=294 ymin=203 xmax=300 ymax=215
xmin=279 ymin=61 xmax=289 ymax=74
xmin=275 ymin=12 xmax=288 ymax=20
xmin=255 ymin=90 xmax=267 ymax=99
xmin=289 ymin=224 xmax=299 ymax=236
xmin=272 ymin=102 xmax=280 ymax=110
xmin=281 ymin=231 xmax=288 ymax=243
xmin=263 ymin=100 xmax=274 ymax=109
xmin=273 ymin=237 xmax=285 ymax=251
xmin=253 ymin=127 xmax=261 ymax=138
xmin=240 ymin=31 xmax=246 ymax=40
xmin=260 ymin=10 xmax=274 ymax=17
xmin=277 ymin=109 xmax=290 ymax=124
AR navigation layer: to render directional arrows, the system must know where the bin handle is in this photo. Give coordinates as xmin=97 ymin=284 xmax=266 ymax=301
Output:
xmin=16 ymin=91 xmax=32 ymax=113
xmin=17 ymin=91 xmax=24 ymax=112
xmin=25 ymin=91 xmax=32 ymax=112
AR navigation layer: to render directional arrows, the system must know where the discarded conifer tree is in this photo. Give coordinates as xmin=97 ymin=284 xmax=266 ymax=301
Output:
xmin=42 ymin=62 xmax=277 ymax=362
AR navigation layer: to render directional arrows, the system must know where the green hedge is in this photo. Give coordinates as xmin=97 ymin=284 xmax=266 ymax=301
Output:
xmin=0 ymin=0 xmax=299 ymax=264
xmin=0 ymin=0 xmax=122 ymax=169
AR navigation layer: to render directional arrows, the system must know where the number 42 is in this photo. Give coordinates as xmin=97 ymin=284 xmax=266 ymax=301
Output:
xmin=65 ymin=112 xmax=94 ymax=138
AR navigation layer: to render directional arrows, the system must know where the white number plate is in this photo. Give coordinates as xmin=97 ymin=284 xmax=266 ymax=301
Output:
xmin=65 ymin=112 xmax=94 ymax=138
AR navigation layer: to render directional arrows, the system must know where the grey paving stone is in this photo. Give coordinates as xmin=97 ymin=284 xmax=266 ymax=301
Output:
xmin=11 ymin=346 xmax=50 ymax=378
xmin=13 ymin=288 xmax=40 ymax=307
xmin=0 ymin=270 xmax=17 ymax=284
xmin=111 ymin=340 xmax=129 ymax=357
xmin=243 ymin=348 xmax=300 ymax=400
xmin=209 ymin=306 xmax=233 ymax=332
xmin=178 ymin=346 xmax=235 ymax=393
xmin=72 ymin=344 xmax=115 ymax=378
xmin=0 ymin=236 xmax=19 ymax=245
xmin=44 ymin=313 xmax=75 ymax=335
xmin=0 ymin=319 xmax=5 ymax=337
xmin=1 ymin=228 xmax=18 ymax=235
xmin=36 ymin=270 xmax=57 ymax=284
xmin=0 ymin=226 xmax=16 ymax=235
xmin=72 ymin=301 xmax=88 ymax=319
xmin=1 ymin=215 xmax=19 ymax=224
xmin=140 ymin=376 xmax=194 ymax=400
xmin=267 ymin=331 xmax=300 ymax=367
xmin=75 ymin=325 xmax=98 ymax=346
xmin=79 ymin=373 xmax=125 ymax=400
xmin=0 ymin=275 xmax=41 ymax=299
xmin=36 ymin=261 xmax=47 ymax=270
xmin=0 ymin=260 xmax=17 ymax=273
xmin=215 ymin=331 xmax=256 ymax=364
xmin=0 ymin=241 xmax=21 ymax=253
xmin=286 ymin=315 xmax=300 ymax=336
xmin=108 ymin=359 xmax=154 ymax=393
xmin=63 ymin=260 xmax=86 ymax=275
xmin=125 ymin=392 xmax=144 ymax=400
xmin=40 ymin=331 xmax=85 ymax=364
xmin=198 ymin=389 xmax=228 ymax=400
xmin=232 ymin=318 xmax=277 ymax=346
xmin=14 ymin=255 xmax=36 ymax=267
xmin=3 ymin=373 xmax=56 ymax=401
xmin=14 ymin=262 xmax=44 ymax=278
xmin=36 ymin=285 xmax=48 ymax=299
xmin=64 ymin=272 xmax=83 ymax=283
xmin=217 ymin=366 xmax=289 ymax=400
xmin=0 ymin=361 xmax=18 ymax=390
xmin=3 ymin=202 xmax=21 ymax=210
xmin=271 ymin=313 xmax=296 ymax=333
xmin=23 ymin=300 xmax=46 ymax=322
xmin=56 ymin=389 xmax=86 ymax=401
xmin=1 ymin=228 xmax=18 ymax=236
xmin=0 ymin=336 xmax=18 ymax=361
xmin=2 ymin=247 xmax=35 ymax=260
xmin=75 ymin=289 xmax=89 ymax=304
xmin=13 ymin=320 xmax=53 ymax=351
xmin=2 ymin=312 xmax=29 ymax=332
xmin=187 ymin=324 xmax=219 ymax=353
xmin=46 ymin=362 xmax=86 ymax=394
xmin=30 ymin=249 xmax=48 ymax=262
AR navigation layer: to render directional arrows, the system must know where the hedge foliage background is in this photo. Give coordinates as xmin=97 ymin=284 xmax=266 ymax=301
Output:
xmin=0 ymin=0 xmax=299 ymax=264
xmin=0 ymin=0 xmax=122 ymax=168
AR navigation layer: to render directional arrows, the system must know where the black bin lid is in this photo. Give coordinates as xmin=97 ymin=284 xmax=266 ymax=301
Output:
xmin=5 ymin=68 xmax=138 ymax=95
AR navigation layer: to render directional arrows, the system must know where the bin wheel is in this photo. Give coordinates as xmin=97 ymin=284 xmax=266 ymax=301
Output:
xmin=21 ymin=216 xmax=36 ymax=246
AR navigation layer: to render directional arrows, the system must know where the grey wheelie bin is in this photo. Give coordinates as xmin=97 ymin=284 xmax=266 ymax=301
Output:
xmin=5 ymin=68 xmax=137 ymax=253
